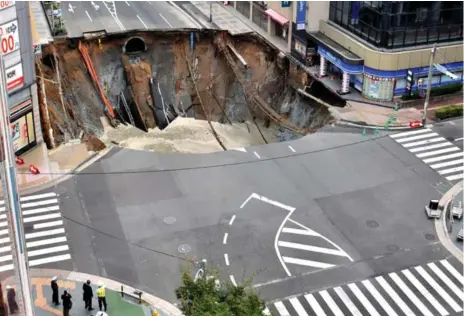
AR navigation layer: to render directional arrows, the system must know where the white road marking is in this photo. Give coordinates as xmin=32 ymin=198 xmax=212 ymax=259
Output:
xmin=0 ymin=255 xmax=12 ymax=263
xmin=26 ymin=236 xmax=68 ymax=248
xmin=438 ymin=166 xmax=464 ymax=175
xmin=446 ymin=173 xmax=463 ymax=181
xmin=224 ymin=253 xmax=229 ymax=266
xmin=0 ymin=237 xmax=10 ymax=244
xmin=0 ymin=222 xmax=8 ymax=228
xmin=429 ymin=262 xmax=464 ymax=298
xmin=223 ymin=233 xmax=228 ymax=244
xmin=449 ymin=121 xmax=456 ymax=125
xmin=375 ymin=276 xmax=415 ymax=316
xmin=228 ymin=215 xmax=236 ymax=226
xmin=348 ymin=283 xmax=380 ymax=316
xmin=159 ymin=13 xmax=173 ymax=28
xmin=34 ymin=220 xmax=64 ymax=230
xmin=402 ymin=269 xmax=448 ymax=315
xmin=21 ymin=198 xmax=59 ymax=208
xmin=229 ymin=275 xmax=237 ymax=286
xmin=167 ymin=0 xmax=202 ymax=28
xmin=29 ymin=254 xmax=71 ymax=267
xmin=232 ymin=147 xmax=247 ymax=152
xmin=278 ymin=241 xmax=346 ymax=256
xmin=0 ymin=214 xmax=6 ymax=220
xmin=410 ymin=142 xmax=452 ymax=153
xmin=362 ymin=279 xmax=398 ymax=316
xmin=416 ymin=146 xmax=460 ymax=158
xmin=304 ymin=293 xmax=327 ymax=316
xmin=0 ymin=229 xmax=8 ymax=236
xmin=320 ymin=290 xmax=343 ymax=316
xmin=20 ymin=192 xmax=57 ymax=201
xmin=390 ymin=128 xmax=432 ymax=138
xmin=396 ymin=132 xmax=439 ymax=143
xmin=455 ymin=137 xmax=463 ymax=141
xmin=289 ymin=297 xmax=308 ymax=316
xmin=124 ymin=1 xmax=130 ymax=6
xmin=423 ymin=152 xmax=463 ymax=163
xmin=85 ymin=10 xmax=92 ymax=21
xmin=137 ymin=15 xmax=148 ymax=29
xmin=23 ymin=205 xmax=60 ymax=216
xmin=252 ymin=193 xmax=295 ymax=212
xmin=389 ymin=272 xmax=433 ymax=316
xmin=254 ymin=151 xmax=261 ymax=159
xmin=0 ymin=246 xmax=11 ymax=253
xmin=334 ymin=286 xmax=362 ymax=316
xmin=28 ymin=245 xmax=69 ymax=257
xmin=281 ymin=227 xmax=319 ymax=236
xmin=431 ymin=158 xmax=463 ymax=169
xmin=282 ymin=256 xmax=335 ymax=269
xmin=0 ymin=264 xmax=13 ymax=272
xmin=25 ymin=228 xmax=65 ymax=239
xmin=288 ymin=145 xmax=296 ymax=153
xmin=23 ymin=213 xmax=61 ymax=223
xmin=274 ymin=301 xmax=291 ymax=316
xmin=402 ymin=137 xmax=446 ymax=148
xmin=439 ymin=259 xmax=464 ymax=285
xmin=415 ymin=266 xmax=462 ymax=312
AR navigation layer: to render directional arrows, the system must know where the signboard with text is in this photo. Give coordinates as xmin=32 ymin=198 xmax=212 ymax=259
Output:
xmin=281 ymin=1 xmax=290 ymax=8
xmin=0 ymin=19 xmax=20 ymax=55
xmin=0 ymin=1 xmax=15 ymax=11
xmin=6 ymin=63 xmax=23 ymax=92
xmin=296 ymin=1 xmax=306 ymax=30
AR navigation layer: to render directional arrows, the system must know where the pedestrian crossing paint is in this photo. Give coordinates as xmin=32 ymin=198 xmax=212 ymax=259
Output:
xmin=0 ymin=192 xmax=71 ymax=272
xmin=389 ymin=128 xmax=463 ymax=182
xmin=268 ymin=258 xmax=464 ymax=316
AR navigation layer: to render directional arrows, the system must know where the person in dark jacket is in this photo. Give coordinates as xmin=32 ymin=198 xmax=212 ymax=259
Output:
xmin=61 ymin=290 xmax=72 ymax=316
xmin=51 ymin=276 xmax=59 ymax=306
xmin=6 ymin=285 xmax=18 ymax=314
xmin=82 ymin=280 xmax=94 ymax=311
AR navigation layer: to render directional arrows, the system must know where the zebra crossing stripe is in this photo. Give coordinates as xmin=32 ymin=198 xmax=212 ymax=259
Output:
xmin=304 ymin=294 xmax=327 ymax=316
xmin=362 ymin=279 xmax=398 ymax=316
xmin=375 ymin=276 xmax=416 ymax=316
xmin=416 ymin=146 xmax=460 ymax=158
xmin=20 ymin=192 xmax=57 ymax=201
xmin=274 ymin=301 xmax=290 ymax=316
xmin=320 ymin=290 xmax=344 ymax=316
xmin=395 ymin=132 xmax=439 ymax=143
xmin=423 ymin=152 xmax=463 ymax=164
xmin=289 ymin=297 xmax=309 ymax=316
xmin=429 ymin=262 xmax=464 ymax=299
xmin=439 ymin=166 xmax=464 ymax=175
xmin=440 ymin=260 xmax=464 ymax=285
xmin=348 ymin=283 xmax=381 ymax=316
xmin=26 ymin=236 xmax=68 ymax=248
xmin=446 ymin=173 xmax=463 ymax=181
xmin=390 ymin=129 xmax=432 ymax=138
xmin=29 ymin=254 xmax=71 ymax=267
xmin=389 ymin=272 xmax=433 ymax=316
xmin=21 ymin=198 xmax=59 ymax=208
xmin=403 ymin=137 xmax=445 ymax=148
xmin=409 ymin=142 xmax=453 ymax=153
xmin=333 ymin=286 xmax=362 ymax=316
xmin=430 ymin=159 xmax=463 ymax=169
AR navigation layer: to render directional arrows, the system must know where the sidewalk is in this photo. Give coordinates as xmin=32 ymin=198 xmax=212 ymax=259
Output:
xmin=2 ymin=269 xmax=182 ymax=316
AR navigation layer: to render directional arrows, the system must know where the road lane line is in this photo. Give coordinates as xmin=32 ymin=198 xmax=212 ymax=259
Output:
xmin=278 ymin=241 xmax=346 ymax=256
xmin=229 ymin=275 xmax=237 ymax=286
xmin=125 ymin=1 xmax=130 ymax=6
xmin=289 ymin=297 xmax=309 ymax=316
xmin=282 ymin=257 xmax=335 ymax=269
xmin=304 ymin=293 xmax=327 ymax=316
xmin=320 ymin=290 xmax=344 ymax=316
xmin=396 ymin=132 xmax=439 ymax=143
xmin=20 ymin=192 xmax=57 ymax=201
xmin=21 ymin=198 xmax=59 ymax=208
xmin=224 ymin=253 xmax=229 ymax=266
xmin=26 ymin=236 xmax=68 ymax=248
xmin=23 ymin=205 xmax=60 ymax=216
xmin=85 ymin=10 xmax=92 ymax=21
xmin=439 ymin=260 xmax=464 ymax=285
xmin=288 ymin=145 xmax=296 ymax=152
xmin=334 ymin=286 xmax=362 ymax=316
xmin=159 ymin=13 xmax=173 ymax=28
xmin=167 ymin=1 xmax=202 ymax=28
xmin=431 ymin=158 xmax=463 ymax=169
xmin=29 ymin=254 xmax=71 ymax=266
xmin=403 ymin=137 xmax=446 ymax=148
xmin=390 ymin=128 xmax=432 ymax=138
xmin=402 ymin=269 xmax=448 ymax=316
xmin=446 ymin=173 xmax=464 ymax=181
xmin=416 ymin=146 xmax=460 ymax=158
xmin=438 ymin=166 xmax=464 ymax=175
xmin=409 ymin=142 xmax=452 ymax=153
xmin=362 ymin=279 xmax=398 ymax=316
xmin=415 ymin=266 xmax=461 ymax=312
xmin=228 ymin=215 xmax=236 ymax=226
xmin=423 ymin=152 xmax=463 ymax=163
xmin=274 ymin=301 xmax=291 ymax=316
xmin=137 ymin=15 xmax=148 ymax=29
xmin=254 ymin=151 xmax=261 ymax=159
xmin=281 ymin=227 xmax=319 ymax=236
xmin=429 ymin=262 xmax=464 ymax=298
xmin=389 ymin=272 xmax=433 ymax=316
xmin=28 ymin=245 xmax=69 ymax=257
xmin=25 ymin=228 xmax=65 ymax=239
xmin=348 ymin=283 xmax=380 ymax=316
xmin=375 ymin=276 xmax=415 ymax=316
xmin=223 ymin=233 xmax=228 ymax=244
xmin=34 ymin=220 xmax=64 ymax=230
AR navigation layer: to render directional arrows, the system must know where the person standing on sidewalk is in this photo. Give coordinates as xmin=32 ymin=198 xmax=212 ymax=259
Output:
xmin=61 ymin=290 xmax=72 ymax=316
xmin=51 ymin=276 xmax=60 ymax=306
xmin=6 ymin=285 xmax=18 ymax=314
xmin=96 ymin=283 xmax=107 ymax=312
xmin=83 ymin=280 xmax=94 ymax=311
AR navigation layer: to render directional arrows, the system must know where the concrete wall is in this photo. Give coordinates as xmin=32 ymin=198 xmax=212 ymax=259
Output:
xmin=320 ymin=21 xmax=463 ymax=71
xmin=16 ymin=1 xmax=35 ymax=86
xmin=306 ymin=2 xmax=329 ymax=32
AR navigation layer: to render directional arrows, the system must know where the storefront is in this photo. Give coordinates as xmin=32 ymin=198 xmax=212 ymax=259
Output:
xmin=291 ymin=23 xmax=317 ymax=67
xmin=362 ymin=74 xmax=396 ymax=101
xmin=264 ymin=8 xmax=289 ymax=39
xmin=9 ymin=98 xmax=36 ymax=155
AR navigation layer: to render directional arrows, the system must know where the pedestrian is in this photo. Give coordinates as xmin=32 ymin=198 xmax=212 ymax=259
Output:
xmin=6 ymin=285 xmax=18 ymax=314
xmin=51 ymin=276 xmax=60 ymax=306
xmin=61 ymin=290 xmax=72 ymax=316
xmin=82 ymin=280 xmax=94 ymax=311
xmin=96 ymin=283 xmax=107 ymax=312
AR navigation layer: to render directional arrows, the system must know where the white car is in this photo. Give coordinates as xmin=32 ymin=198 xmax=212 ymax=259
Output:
xmin=452 ymin=201 xmax=463 ymax=219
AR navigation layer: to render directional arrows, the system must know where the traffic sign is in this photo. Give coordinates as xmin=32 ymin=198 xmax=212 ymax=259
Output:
xmin=433 ymin=63 xmax=458 ymax=80
xmin=282 ymin=1 xmax=290 ymax=7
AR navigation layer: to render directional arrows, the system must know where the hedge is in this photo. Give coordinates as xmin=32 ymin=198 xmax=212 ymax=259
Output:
xmin=435 ymin=105 xmax=463 ymax=120
xmin=401 ymin=83 xmax=463 ymax=101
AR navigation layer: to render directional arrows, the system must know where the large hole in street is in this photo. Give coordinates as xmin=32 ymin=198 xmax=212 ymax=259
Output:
xmin=38 ymin=31 xmax=343 ymax=154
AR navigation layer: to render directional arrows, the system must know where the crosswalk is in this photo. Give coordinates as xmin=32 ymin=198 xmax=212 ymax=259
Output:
xmin=268 ymin=257 xmax=464 ymax=316
xmin=277 ymin=218 xmax=353 ymax=276
xmin=0 ymin=192 xmax=71 ymax=272
xmin=389 ymin=128 xmax=463 ymax=182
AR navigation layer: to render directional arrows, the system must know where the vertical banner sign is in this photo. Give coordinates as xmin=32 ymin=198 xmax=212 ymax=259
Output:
xmin=0 ymin=20 xmax=20 ymax=56
xmin=296 ymin=1 xmax=306 ymax=30
xmin=351 ymin=1 xmax=360 ymax=25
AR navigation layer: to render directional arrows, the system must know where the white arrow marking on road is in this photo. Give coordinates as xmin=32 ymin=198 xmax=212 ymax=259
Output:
xmin=68 ymin=4 xmax=75 ymax=13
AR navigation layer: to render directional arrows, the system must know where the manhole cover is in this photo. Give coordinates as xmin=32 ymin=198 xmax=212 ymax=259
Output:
xmin=366 ymin=220 xmax=379 ymax=228
xmin=163 ymin=216 xmax=176 ymax=225
xmin=386 ymin=244 xmax=399 ymax=252
xmin=425 ymin=233 xmax=436 ymax=241
xmin=178 ymin=244 xmax=191 ymax=254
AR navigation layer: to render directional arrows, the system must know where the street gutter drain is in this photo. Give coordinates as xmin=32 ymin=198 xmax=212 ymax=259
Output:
xmin=425 ymin=233 xmax=436 ymax=241
xmin=366 ymin=220 xmax=379 ymax=228
xmin=163 ymin=216 xmax=176 ymax=225
xmin=178 ymin=244 xmax=191 ymax=254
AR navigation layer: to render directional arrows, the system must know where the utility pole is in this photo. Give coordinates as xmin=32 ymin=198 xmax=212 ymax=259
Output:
xmin=209 ymin=2 xmax=212 ymax=22
xmin=422 ymin=43 xmax=437 ymax=126
xmin=0 ymin=43 xmax=34 ymax=315
xmin=287 ymin=1 xmax=293 ymax=53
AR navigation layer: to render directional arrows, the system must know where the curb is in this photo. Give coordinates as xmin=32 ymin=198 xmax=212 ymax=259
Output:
xmin=435 ymin=181 xmax=463 ymax=262
xmin=17 ymin=268 xmax=183 ymax=316
xmin=336 ymin=120 xmax=413 ymax=131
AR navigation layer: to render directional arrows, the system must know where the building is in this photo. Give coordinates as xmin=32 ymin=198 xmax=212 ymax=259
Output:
xmin=229 ymin=1 xmax=463 ymax=102
xmin=1 ymin=1 xmax=43 ymax=155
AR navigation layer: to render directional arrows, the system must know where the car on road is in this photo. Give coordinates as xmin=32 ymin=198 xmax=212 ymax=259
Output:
xmin=452 ymin=201 xmax=463 ymax=219
xmin=425 ymin=200 xmax=441 ymax=219
xmin=457 ymin=228 xmax=463 ymax=241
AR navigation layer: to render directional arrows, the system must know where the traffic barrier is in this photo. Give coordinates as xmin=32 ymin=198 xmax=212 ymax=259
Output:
xmin=15 ymin=156 xmax=24 ymax=165
xmin=29 ymin=165 xmax=40 ymax=175
xmin=409 ymin=120 xmax=423 ymax=128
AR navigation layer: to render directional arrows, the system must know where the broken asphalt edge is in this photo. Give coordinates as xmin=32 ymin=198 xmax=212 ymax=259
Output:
xmin=335 ymin=119 xmax=413 ymax=131
xmin=435 ymin=180 xmax=463 ymax=262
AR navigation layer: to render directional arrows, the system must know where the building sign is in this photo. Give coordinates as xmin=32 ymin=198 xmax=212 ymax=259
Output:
xmin=0 ymin=1 xmax=15 ymax=11
xmin=281 ymin=1 xmax=290 ymax=8
xmin=294 ymin=39 xmax=306 ymax=57
xmin=6 ymin=63 xmax=23 ymax=92
xmin=0 ymin=19 xmax=20 ymax=55
xmin=351 ymin=1 xmax=360 ymax=25
xmin=33 ymin=43 xmax=42 ymax=56
xmin=296 ymin=1 xmax=306 ymax=30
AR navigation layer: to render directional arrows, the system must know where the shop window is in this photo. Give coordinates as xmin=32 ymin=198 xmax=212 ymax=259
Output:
xmin=362 ymin=75 xmax=395 ymax=101
xmin=11 ymin=111 xmax=36 ymax=155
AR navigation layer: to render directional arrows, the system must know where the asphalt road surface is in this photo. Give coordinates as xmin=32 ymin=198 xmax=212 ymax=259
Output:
xmin=62 ymin=1 xmax=200 ymax=38
xmin=431 ymin=117 xmax=464 ymax=150
xmin=46 ymin=127 xmax=457 ymax=305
